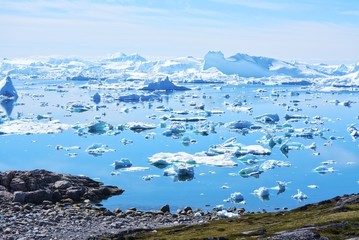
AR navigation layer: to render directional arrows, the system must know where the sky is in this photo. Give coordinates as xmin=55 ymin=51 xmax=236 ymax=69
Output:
xmin=1 ymin=0 xmax=359 ymax=63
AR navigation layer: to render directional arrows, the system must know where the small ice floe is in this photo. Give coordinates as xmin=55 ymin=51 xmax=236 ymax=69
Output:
xmin=148 ymin=152 xmax=237 ymax=167
xmin=144 ymin=132 xmax=156 ymax=139
xmin=75 ymin=121 xmax=121 ymax=136
xmin=226 ymin=120 xmax=254 ymax=130
xmin=164 ymin=163 xmax=194 ymax=181
xmin=238 ymin=165 xmax=263 ymax=178
xmin=254 ymin=113 xmax=280 ymax=124
xmin=113 ymin=158 xmax=132 ymax=169
xmin=253 ymin=187 xmax=270 ymax=201
xmin=292 ymin=189 xmax=308 ymax=202
xmin=221 ymin=185 xmax=230 ymax=189
xmin=0 ymin=119 xmax=70 ymax=135
xmin=142 ymin=174 xmax=160 ymax=181
xmin=55 ymin=145 xmax=81 ymax=151
xmin=126 ymin=122 xmax=156 ymax=132
xmin=223 ymin=192 xmax=245 ymax=204
xmin=284 ymin=114 xmax=308 ymax=121
xmin=140 ymin=76 xmax=191 ymax=91
xmin=121 ymin=167 xmax=150 ymax=172
xmin=85 ymin=143 xmax=115 ymax=157
xmin=66 ymin=102 xmax=91 ymax=112
xmin=307 ymin=185 xmax=319 ymax=189
xmin=271 ymin=181 xmax=289 ymax=194
xmin=120 ymin=138 xmax=133 ymax=145
xmin=347 ymin=124 xmax=359 ymax=139
xmin=280 ymin=142 xmax=305 ymax=157
xmin=236 ymin=145 xmax=271 ymax=156
xmin=170 ymin=117 xmax=207 ymax=122
xmin=313 ymin=165 xmax=335 ymax=174
xmin=322 ymin=160 xmax=336 ymax=165
xmin=162 ymin=122 xmax=186 ymax=137
xmin=260 ymin=160 xmax=291 ymax=171
xmin=238 ymin=154 xmax=259 ymax=165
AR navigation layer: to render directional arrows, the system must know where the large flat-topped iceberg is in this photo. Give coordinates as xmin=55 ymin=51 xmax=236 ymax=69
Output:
xmin=148 ymin=152 xmax=237 ymax=167
xmin=0 ymin=119 xmax=70 ymax=135
xmin=140 ymin=76 xmax=191 ymax=91
xmin=0 ymin=76 xmax=18 ymax=99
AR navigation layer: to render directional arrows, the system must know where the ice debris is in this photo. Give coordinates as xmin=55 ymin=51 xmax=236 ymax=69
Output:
xmin=253 ymin=187 xmax=270 ymax=201
xmin=113 ymin=158 xmax=132 ymax=169
xmin=224 ymin=192 xmax=245 ymax=204
xmin=142 ymin=175 xmax=160 ymax=181
xmin=0 ymin=119 xmax=70 ymax=135
xmin=292 ymin=189 xmax=308 ymax=202
xmin=85 ymin=143 xmax=115 ymax=157
xmin=313 ymin=165 xmax=335 ymax=174
xmin=66 ymin=102 xmax=91 ymax=112
xmin=164 ymin=163 xmax=194 ymax=181
xmin=126 ymin=122 xmax=157 ymax=132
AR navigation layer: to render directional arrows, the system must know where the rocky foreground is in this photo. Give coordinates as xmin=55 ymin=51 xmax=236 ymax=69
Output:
xmin=0 ymin=170 xmax=218 ymax=239
xmin=0 ymin=170 xmax=358 ymax=240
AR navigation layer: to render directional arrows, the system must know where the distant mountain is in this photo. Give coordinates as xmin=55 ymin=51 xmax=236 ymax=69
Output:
xmin=0 ymin=51 xmax=358 ymax=86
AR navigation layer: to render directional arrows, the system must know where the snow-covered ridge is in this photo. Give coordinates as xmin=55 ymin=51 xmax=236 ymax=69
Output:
xmin=1 ymin=51 xmax=358 ymax=86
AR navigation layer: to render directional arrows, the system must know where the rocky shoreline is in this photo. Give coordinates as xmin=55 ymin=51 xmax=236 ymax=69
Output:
xmin=0 ymin=170 xmax=221 ymax=239
xmin=0 ymin=170 xmax=358 ymax=239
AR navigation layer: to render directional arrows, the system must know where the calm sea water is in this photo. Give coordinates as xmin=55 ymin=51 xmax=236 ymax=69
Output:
xmin=1 ymin=79 xmax=358 ymax=213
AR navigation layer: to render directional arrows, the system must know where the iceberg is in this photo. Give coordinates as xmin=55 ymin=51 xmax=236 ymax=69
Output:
xmin=253 ymin=187 xmax=270 ymax=201
xmin=148 ymin=152 xmax=237 ymax=167
xmin=126 ymin=122 xmax=156 ymax=132
xmin=254 ymin=113 xmax=280 ymax=124
xmin=92 ymin=92 xmax=101 ymax=104
xmin=113 ymin=158 xmax=133 ymax=169
xmin=224 ymin=192 xmax=245 ymax=204
xmin=260 ymin=160 xmax=291 ymax=171
xmin=238 ymin=165 xmax=263 ymax=178
xmin=140 ymin=76 xmax=190 ymax=91
xmin=0 ymin=119 xmax=70 ymax=135
xmin=66 ymin=102 xmax=91 ymax=113
xmin=0 ymin=76 xmax=18 ymax=99
xmin=164 ymin=163 xmax=194 ymax=181
xmin=313 ymin=165 xmax=335 ymax=174
xmin=236 ymin=145 xmax=271 ymax=156
xmin=226 ymin=120 xmax=253 ymax=130
xmin=85 ymin=143 xmax=115 ymax=157
xmin=292 ymin=189 xmax=308 ymax=202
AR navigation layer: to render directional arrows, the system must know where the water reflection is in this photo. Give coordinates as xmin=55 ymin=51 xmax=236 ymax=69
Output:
xmin=0 ymin=98 xmax=16 ymax=118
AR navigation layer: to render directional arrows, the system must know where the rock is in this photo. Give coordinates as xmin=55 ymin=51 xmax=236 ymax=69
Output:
xmin=13 ymin=191 xmax=26 ymax=203
xmin=160 ymin=204 xmax=170 ymax=213
xmin=184 ymin=206 xmax=192 ymax=213
xmin=54 ymin=180 xmax=71 ymax=189
xmin=267 ymin=229 xmax=328 ymax=240
xmin=0 ymin=169 xmax=124 ymax=204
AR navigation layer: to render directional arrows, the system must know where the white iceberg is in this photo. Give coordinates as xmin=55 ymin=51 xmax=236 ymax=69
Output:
xmin=85 ymin=143 xmax=115 ymax=157
xmin=253 ymin=187 xmax=270 ymax=201
xmin=292 ymin=189 xmax=308 ymax=202
xmin=0 ymin=119 xmax=70 ymax=135
xmin=236 ymin=145 xmax=271 ymax=156
xmin=148 ymin=152 xmax=237 ymax=167
xmin=254 ymin=113 xmax=280 ymax=124
xmin=113 ymin=158 xmax=133 ymax=169
xmin=224 ymin=192 xmax=245 ymax=204
xmin=164 ymin=163 xmax=194 ymax=181
xmin=126 ymin=122 xmax=157 ymax=132
xmin=260 ymin=160 xmax=291 ymax=171
xmin=140 ymin=76 xmax=190 ymax=91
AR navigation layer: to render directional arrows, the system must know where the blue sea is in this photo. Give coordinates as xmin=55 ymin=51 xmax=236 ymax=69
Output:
xmin=1 ymin=79 xmax=358 ymax=213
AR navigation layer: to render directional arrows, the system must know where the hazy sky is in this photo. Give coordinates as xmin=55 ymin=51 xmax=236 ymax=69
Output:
xmin=1 ymin=0 xmax=359 ymax=63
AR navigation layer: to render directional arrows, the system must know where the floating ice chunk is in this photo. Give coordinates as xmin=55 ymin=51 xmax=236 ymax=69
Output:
xmin=284 ymin=114 xmax=308 ymax=121
xmin=170 ymin=117 xmax=206 ymax=122
xmin=224 ymin=192 xmax=245 ymax=204
xmin=0 ymin=119 xmax=70 ymax=135
xmin=280 ymin=142 xmax=305 ymax=157
xmin=56 ymin=145 xmax=81 ymax=151
xmin=307 ymin=185 xmax=319 ymax=189
xmin=260 ymin=160 xmax=291 ymax=171
xmin=121 ymin=167 xmax=150 ymax=172
xmin=85 ymin=143 xmax=115 ymax=157
xmin=148 ymin=152 xmax=237 ymax=167
xmin=162 ymin=122 xmax=186 ymax=137
xmin=313 ymin=165 xmax=335 ymax=174
xmin=142 ymin=174 xmax=160 ymax=181
xmin=226 ymin=120 xmax=253 ymax=130
xmin=236 ymin=145 xmax=271 ymax=156
xmin=118 ymin=93 xmax=161 ymax=102
xmin=126 ymin=122 xmax=156 ymax=132
xmin=238 ymin=154 xmax=259 ymax=165
xmin=253 ymin=187 xmax=270 ymax=201
xmin=238 ymin=165 xmax=263 ymax=178
xmin=221 ymin=185 xmax=230 ymax=189
xmin=144 ymin=132 xmax=156 ymax=139
xmin=164 ymin=163 xmax=194 ymax=181
xmin=120 ymin=138 xmax=133 ymax=145
xmin=272 ymin=181 xmax=289 ymax=194
xmin=0 ymin=76 xmax=18 ymax=99
xmin=140 ymin=76 xmax=191 ymax=91
xmin=292 ymin=189 xmax=308 ymax=202
xmin=216 ymin=210 xmax=239 ymax=218
xmin=66 ymin=102 xmax=91 ymax=113
xmin=347 ymin=124 xmax=359 ymax=139
xmin=254 ymin=113 xmax=280 ymax=124
xmin=113 ymin=158 xmax=132 ymax=169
